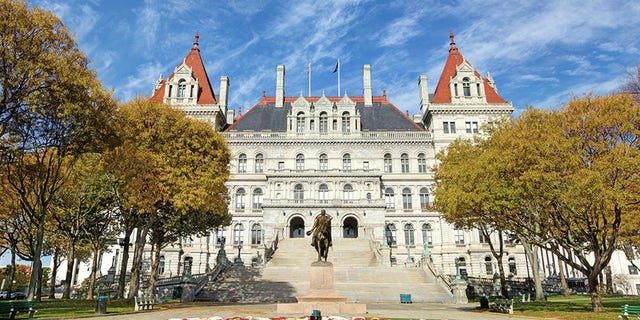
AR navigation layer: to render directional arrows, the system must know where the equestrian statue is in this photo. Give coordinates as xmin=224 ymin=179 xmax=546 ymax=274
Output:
xmin=306 ymin=209 xmax=333 ymax=262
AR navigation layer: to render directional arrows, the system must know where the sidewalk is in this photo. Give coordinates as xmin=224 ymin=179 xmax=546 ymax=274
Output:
xmin=71 ymin=302 xmax=534 ymax=320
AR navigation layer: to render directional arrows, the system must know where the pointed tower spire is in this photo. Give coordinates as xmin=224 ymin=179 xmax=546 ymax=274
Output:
xmin=449 ymin=29 xmax=458 ymax=53
xmin=192 ymin=31 xmax=200 ymax=51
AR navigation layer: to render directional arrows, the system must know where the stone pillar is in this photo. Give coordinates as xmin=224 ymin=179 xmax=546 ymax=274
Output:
xmin=451 ymin=279 xmax=468 ymax=304
xmin=219 ymin=76 xmax=229 ymax=113
xmin=180 ymin=278 xmax=196 ymax=302
xmin=418 ymin=75 xmax=429 ymax=111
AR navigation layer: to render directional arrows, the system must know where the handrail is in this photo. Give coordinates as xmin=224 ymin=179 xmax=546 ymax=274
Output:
xmin=423 ymin=257 xmax=453 ymax=295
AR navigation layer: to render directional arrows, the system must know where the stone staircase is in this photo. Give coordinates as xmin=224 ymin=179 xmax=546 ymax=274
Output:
xmin=196 ymin=237 xmax=452 ymax=303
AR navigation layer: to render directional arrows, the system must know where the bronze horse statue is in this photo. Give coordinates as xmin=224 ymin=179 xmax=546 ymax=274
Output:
xmin=306 ymin=210 xmax=332 ymax=262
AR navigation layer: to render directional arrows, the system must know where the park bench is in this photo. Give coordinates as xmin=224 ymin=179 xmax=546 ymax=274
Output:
xmin=619 ymin=304 xmax=640 ymax=320
xmin=491 ymin=298 xmax=513 ymax=314
xmin=0 ymin=300 xmax=37 ymax=319
xmin=134 ymin=295 xmax=157 ymax=311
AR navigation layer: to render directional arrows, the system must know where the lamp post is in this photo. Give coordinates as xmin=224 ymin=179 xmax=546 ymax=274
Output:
xmin=234 ymin=241 xmax=243 ymax=265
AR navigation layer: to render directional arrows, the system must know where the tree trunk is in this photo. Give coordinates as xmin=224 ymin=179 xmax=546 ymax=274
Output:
xmin=587 ymin=271 xmax=604 ymax=312
xmin=497 ymin=257 xmax=509 ymax=298
xmin=558 ymin=258 xmax=570 ymax=297
xmin=87 ymin=246 xmax=99 ymax=299
xmin=8 ymin=246 xmax=16 ymax=294
xmin=605 ymin=265 xmax=613 ymax=294
xmin=147 ymin=241 xmax=162 ymax=296
xmin=128 ymin=224 xmax=149 ymax=299
xmin=27 ymin=212 xmax=46 ymax=300
xmin=62 ymin=241 xmax=75 ymax=299
xmin=522 ymin=241 xmax=545 ymax=301
xmin=117 ymin=228 xmax=133 ymax=299
xmin=49 ymin=248 xmax=59 ymax=299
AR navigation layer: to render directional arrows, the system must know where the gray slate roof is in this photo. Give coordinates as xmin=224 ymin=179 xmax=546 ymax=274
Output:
xmin=227 ymin=101 xmax=424 ymax=132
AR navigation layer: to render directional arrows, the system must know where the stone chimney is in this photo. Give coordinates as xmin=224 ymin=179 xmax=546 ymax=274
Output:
xmin=219 ymin=76 xmax=229 ymax=112
xmin=275 ymin=64 xmax=285 ymax=108
xmin=363 ymin=64 xmax=372 ymax=107
xmin=418 ymin=75 xmax=429 ymax=110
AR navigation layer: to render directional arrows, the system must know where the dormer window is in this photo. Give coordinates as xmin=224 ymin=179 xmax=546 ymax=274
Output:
xmin=178 ymin=79 xmax=187 ymax=98
xmin=296 ymin=112 xmax=305 ymax=133
xmin=462 ymin=77 xmax=471 ymax=97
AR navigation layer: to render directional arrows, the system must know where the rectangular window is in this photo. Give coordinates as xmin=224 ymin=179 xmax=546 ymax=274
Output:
xmin=472 ymin=121 xmax=479 ymax=133
xmin=630 ymin=265 xmax=639 ymax=275
xmin=278 ymin=161 xmax=285 ymax=170
xmin=465 ymin=121 xmax=472 ymax=134
xmin=454 ymin=230 xmax=465 ymax=245
xmin=310 ymin=120 xmax=315 ymax=131
xmin=443 ymin=121 xmax=456 ymax=134
xmin=479 ymin=230 xmax=490 ymax=244
xmin=363 ymin=161 xmax=369 ymax=170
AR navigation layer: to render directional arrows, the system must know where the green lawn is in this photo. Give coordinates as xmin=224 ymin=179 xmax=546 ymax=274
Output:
xmin=0 ymin=298 xmax=134 ymax=319
xmin=477 ymin=294 xmax=640 ymax=320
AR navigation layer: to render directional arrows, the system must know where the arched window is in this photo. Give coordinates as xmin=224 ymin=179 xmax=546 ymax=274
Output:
xmin=255 ymin=154 xmax=264 ymax=173
xmin=178 ymin=79 xmax=186 ymax=98
xmin=404 ymin=223 xmax=415 ymax=246
xmin=233 ymin=223 xmax=244 ymax=245
xmin=422 ymin=223 xmax=433 ymax=246
xmin=509 ymin=256 xmax=517 ymax=275
xmin=384 ymin=153 xmax=393 ymax=173
xmin=457 ymin=257 xmax=467 ymax=278
xmin=419 ymin=187 xmax=430 ymax=209
xmin=319 ymin=153 xmax=328 ymax=170
xmin=296 ymin=112 xmax=305 ymax=133
xmin=238 ymin=154 xmax=247 ymax=173
xmin=318 ymin=184 xmax=329 ymax=203
xmin=384 ymin=188 xmax=395 ymax=209
xmin=294 ymin=184 xmax=304 ymax=203
xmin=343 ymin=184 xmax=353 ymax=202
xmin=319 ymin=112 xmax=328 ymax=133
xmin=251 ymin=224 xmax=262 ymax=246
xmin=342 ymin=112 xmax=351 ymax=132
xmin=296 ymin=154 xmax=305 ymax=170
xmin=342 ymin=153 xmax=351 ymax=170
xmin=485 ymin=256 xmax=493 ymax=275
xmin=252 ymin=188 xmax=263 ymax=209
xmin=401 ymin=153 xmax=409 ymax=173
xmin=235 ymin=188 xmax=246 ymax=209
xmin=417 ymin=153 xmax=427 ymax=173
xmin=462 ymin=77 xmax=471 ymax=97
xmin=157 ymin=255 xmax=165 ymax=275
xmin=402 ymin=187 xmax=412 ymax=209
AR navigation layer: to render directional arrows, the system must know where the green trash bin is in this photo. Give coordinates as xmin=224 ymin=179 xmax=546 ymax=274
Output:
xmin=96 ymin=296 xmax=107 ymax=314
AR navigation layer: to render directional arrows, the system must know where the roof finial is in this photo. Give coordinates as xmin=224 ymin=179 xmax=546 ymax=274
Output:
xmin=193 ymin=31 xmax=200 ymax=50
xmin=449 ymin=29 xmax=458 ymax=53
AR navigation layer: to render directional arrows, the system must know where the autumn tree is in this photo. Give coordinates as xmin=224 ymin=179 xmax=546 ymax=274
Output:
xmin=103 ymin=98 xmax=230 ymax=298
xmin=434 ymin=138 xmax=512 ymax=298
xmin=0 ymin=0 xmax=117 ymax=299
xmin=487 ymin=94 xmax=639 ymax=311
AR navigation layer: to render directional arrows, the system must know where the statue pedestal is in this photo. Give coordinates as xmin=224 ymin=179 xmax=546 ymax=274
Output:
xmin=451 ymin=278 xmax=468 ymax=304
xmin=277 ymin=262 xmax=366 ymax=314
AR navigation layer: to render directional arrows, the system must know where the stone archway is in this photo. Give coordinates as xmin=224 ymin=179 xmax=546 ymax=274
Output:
xmin=290 ymin=216 xmax=305 ymax=238
xmin=343 ymin=216 xmax=358 ymax=238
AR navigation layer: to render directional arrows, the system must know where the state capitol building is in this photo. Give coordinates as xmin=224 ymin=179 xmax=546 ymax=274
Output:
xmin=82 ymin=32 xmax=639 ymax=299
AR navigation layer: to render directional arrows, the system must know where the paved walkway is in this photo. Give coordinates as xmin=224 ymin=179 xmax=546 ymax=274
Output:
xmin=72 ymin=302 xmax=535 ymax=320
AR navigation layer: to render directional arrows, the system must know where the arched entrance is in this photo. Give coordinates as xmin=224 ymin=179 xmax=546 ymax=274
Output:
xmin=290 ymin=216 xmax=305 ymax=238
xmin=343 ymin=216 xmax=358 ymax=238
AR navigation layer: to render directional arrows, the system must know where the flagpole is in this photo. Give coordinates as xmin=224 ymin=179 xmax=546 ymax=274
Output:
xmin=308 ymin=63 xmax=311 ymax=97
xmin=337 ymin=58 xmax=341 ymax=96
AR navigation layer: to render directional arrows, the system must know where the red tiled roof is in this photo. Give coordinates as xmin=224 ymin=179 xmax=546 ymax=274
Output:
xmin=150 ymin=32 xmax=217 ymax=104
xmin=431 ymin=31 xmax=506 ymax=104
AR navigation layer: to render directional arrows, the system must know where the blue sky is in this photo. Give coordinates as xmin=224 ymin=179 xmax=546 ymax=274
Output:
xmin=22 ymin=0 xmax=640 ymax=117
xmin=2 ymin=0 xmax=640 ymax=267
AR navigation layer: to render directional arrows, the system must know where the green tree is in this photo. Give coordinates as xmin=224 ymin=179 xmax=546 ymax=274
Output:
xmin=488 ymin=94 xmax=639 ymax=311
xmin=0 ymin=0 xmax=117 ymax=299
xmin=104 ymin=98 xmax=230 ymax=298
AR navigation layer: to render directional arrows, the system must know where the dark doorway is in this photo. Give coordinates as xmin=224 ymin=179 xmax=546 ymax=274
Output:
xmin=343 ymin=217 xmax=358 ymax=238
xmin=290 ymin=216 xmax=305 ymax=238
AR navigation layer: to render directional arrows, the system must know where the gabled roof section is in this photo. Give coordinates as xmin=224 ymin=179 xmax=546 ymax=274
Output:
xmin=150 ymin=32 xmax=217 ymax=104
xmin=225 ymin=95 xmax=425 ymax=132
xmin=431 ymin=31 xmax=506 ymax=104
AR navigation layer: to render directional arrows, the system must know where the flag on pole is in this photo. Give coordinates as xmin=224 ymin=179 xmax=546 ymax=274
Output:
xmin=332 ymin=60 xmax=339 ymax=73
xmin=307 ymin=63 xmax=311 ymax=97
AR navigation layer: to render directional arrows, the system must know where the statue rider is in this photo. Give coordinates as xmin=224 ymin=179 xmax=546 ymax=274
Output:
xmin=307 ymin=209 xmax=332 ymax=247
